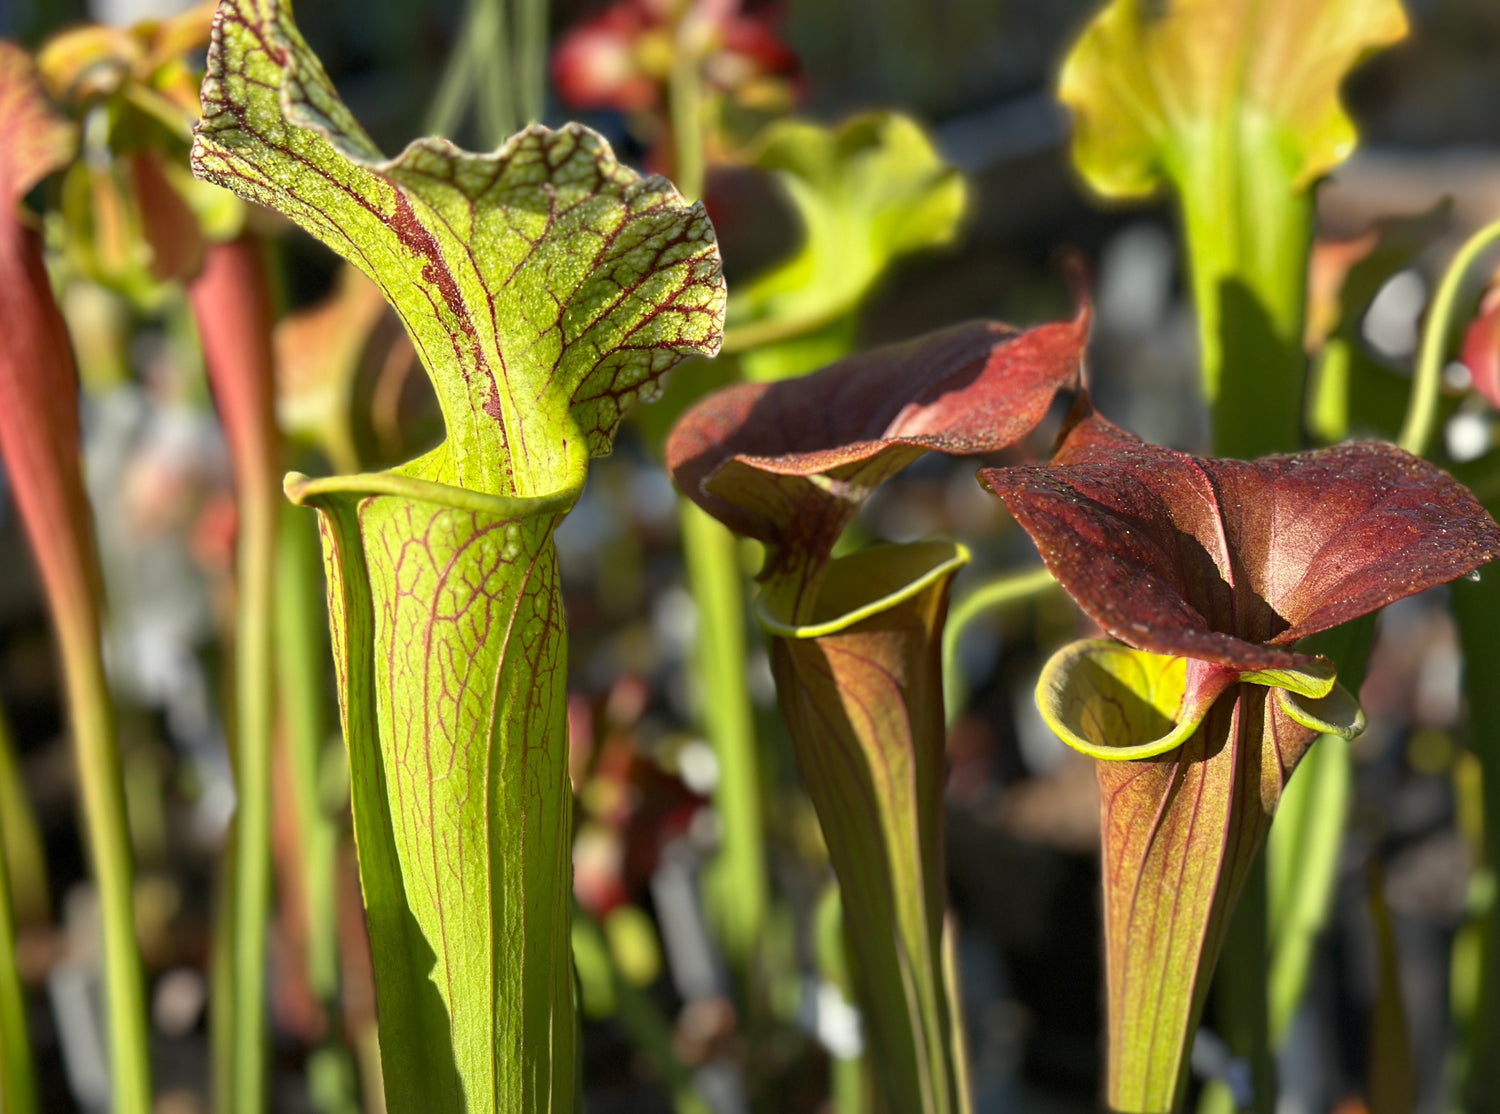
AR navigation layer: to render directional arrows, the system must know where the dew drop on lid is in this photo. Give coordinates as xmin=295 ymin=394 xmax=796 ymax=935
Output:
xmin=1467 ymin=569 xmax=1483 ymax=582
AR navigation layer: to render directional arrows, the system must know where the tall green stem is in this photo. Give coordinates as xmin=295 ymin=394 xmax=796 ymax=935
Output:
xmin=680 ymin=504 xmax=769 ymax=970
xmin=668 ymin=22 xmax=706 ymax=204
xmin=1205 ymin=861 xmax=1274 ymax=1114
xmin=667 ymin=24 xmax=769 ymax=975
xmin=61 ymin=594 xmax=153 ymax=1114
xmin=0 ymin=757 xmax=37 ymax=1114
xmin=228 ymin=431 xmax=277 ymax=1114
xmin=190 ymin=237 xmax=282 ymax=1114
xmin=426 ymin=0 xmax=517 ymax=145
xmin=1399 ymin=219 xmax=1500 ymax=457
xmin=275 ymin=500 xmax=340 ymax=1006
xmin=1266 ymin=736 xmax=1351 ymax=1043
xmin=1453 ymin=568 xmax=1500 ymax=1111
xmin=940 ymin=564 xmax=1057 ymax=723
xmin=515 ymin=0 xmax=549 ymax=126
xmin=474 ymin=0 xmax=517 ymax=148
xmin=0 ymin=704 xmax=48 ymax=926
xmin=815 ymin=885 xmax=871 ymax=1114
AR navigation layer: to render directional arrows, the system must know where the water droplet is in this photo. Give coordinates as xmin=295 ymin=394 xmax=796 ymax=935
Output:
xmin=1466 ymin=569 xmax=1482 ymax=582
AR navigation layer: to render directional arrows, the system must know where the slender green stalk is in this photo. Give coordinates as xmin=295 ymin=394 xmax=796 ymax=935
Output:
xmin=229 ymin=452 xmax=277 ymax=1114
xmin=720 ymin=312 xmax=849 ymax=358
xmin=1267 ymin=736 xmax=1351 ymax=1042
xmin=426 ymin=38 xmax=476 ymax=140
xmin=1177 ymin=158 xmax=1313 ymax=459
xmin=62 ymin=599 xmax=153 ymax=1114
xmin=274 ymin=499 xmax=361 ymax=1114
xmin=668 ymin=23 xmax=706 ymax=204
xmin=426 ymin=0 xmax=518 ymax=145
xmin=941 ymin=564 xmax=1058 ymax=722
xmin=190 ymin=237 xmax=282 ymax=1114
xmin=942 ymin=916 xmax=974 ymax=1114
xmin=0 ymin=769 xmax=38 ymax=1114
xmin=211 ymin=837 xmax=237 ymax=1114
xmin=815 ymin=884 xmax=870 ymax=1114
xmin=275 ymin=500 xmax=340 ymax=1004
xmin=474 ymin=0 xmax=517 ymax=148
xmin=667 ymin=28 xmax=769 ymax=975
xmin=1453 ymin=571 xmax=1500 ymax=1111
xmin=679 ymin=502 xmax=769 ymax=972
xmin=1207 ymin=860 xmax=1274 ymax=1114
xmin=830 ymin=1055 xmax=869 ymax=1114
xmin=515 ymin=0 xmax=549 ymax=125
xmin=0 ymin=704 xmax=48 ymax=926
xmin=1399 ymin=218 xmax=1500 ymax=457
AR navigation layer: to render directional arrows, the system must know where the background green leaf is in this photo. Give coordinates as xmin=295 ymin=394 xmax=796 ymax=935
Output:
xmin=724 ymin=113 xmax=966 ymax=380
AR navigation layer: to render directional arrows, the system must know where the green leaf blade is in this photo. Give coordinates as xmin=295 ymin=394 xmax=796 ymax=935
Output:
xmin=725 ymin=113 xmax=967 ymax=373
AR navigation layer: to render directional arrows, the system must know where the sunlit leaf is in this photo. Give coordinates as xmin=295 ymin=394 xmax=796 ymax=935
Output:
xmin=193 ymin=0 xmax=724 ymax=499
xmin=1036 ymin=641 xmax=1214 ymax=760
xmin=669 ymin=303 xmax=1081 ymax=1114
xmin=725 ymin=113 xmax=967 ymax=374
xmin=191 ymin=2 xmax=725 ymax=1111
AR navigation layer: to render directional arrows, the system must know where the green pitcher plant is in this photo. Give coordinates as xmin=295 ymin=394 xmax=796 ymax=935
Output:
xmin=979 ymin=402 xmax=1500 ymax=1113
xmin=188 ymin=1 xmax=726 ymax=1110
xmin=667 ymin=308 xmax=1089 ymax=1113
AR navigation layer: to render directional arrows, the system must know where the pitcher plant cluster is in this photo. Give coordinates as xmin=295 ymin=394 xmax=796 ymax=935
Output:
xmin=3 ymin=1 xmax=1500 ymax=1113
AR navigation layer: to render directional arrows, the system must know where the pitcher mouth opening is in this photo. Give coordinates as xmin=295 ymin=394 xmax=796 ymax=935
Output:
xmin=756 ymin=539 xmax=969 ymax=639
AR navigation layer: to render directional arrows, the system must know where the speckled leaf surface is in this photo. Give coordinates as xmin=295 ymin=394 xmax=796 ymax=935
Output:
xmin=192 ymin=0 xmax=724 ymax=499
xmin=189 ymin=3 xmax=724 ymax=1111
xmin=980 ymin=407 xmax=1500 ymax=671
